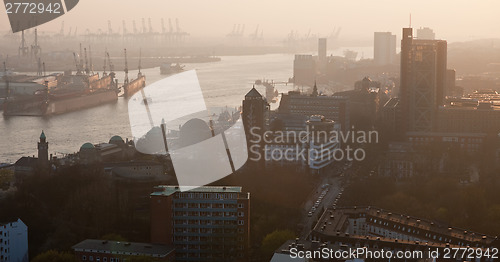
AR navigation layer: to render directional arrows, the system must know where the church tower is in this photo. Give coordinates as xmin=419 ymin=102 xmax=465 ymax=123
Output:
xmin=37 ymin=130 xmax=49 ymax=167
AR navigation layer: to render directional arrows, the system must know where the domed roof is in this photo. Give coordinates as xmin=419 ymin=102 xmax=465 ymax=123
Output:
xmin=109 ymin=135 xmax=124 ymax=144
xmin=179 ymin=118 xmax=212 ymax=147
xmin=80 ymin=143 xmax=95 ymax=150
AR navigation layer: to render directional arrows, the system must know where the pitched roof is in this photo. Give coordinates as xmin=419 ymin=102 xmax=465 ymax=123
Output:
xmin=15 ymin=157 xmax=37 ymax=167
xmin=245 ymin=87 xmax=262 ymax=98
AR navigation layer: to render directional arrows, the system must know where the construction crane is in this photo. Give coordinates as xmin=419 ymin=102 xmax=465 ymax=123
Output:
xmin=74 ymin=27 xmax=78 ymax=37
xmin=68 ymin=27 xmax=72 ymax=37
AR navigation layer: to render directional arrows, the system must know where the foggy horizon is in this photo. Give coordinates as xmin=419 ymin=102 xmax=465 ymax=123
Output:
xmin=1 ymin=0 xmax=500 ymax=43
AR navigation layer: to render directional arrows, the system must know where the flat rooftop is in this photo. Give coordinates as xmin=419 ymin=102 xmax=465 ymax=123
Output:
xmin=314 ymin=207 xmax=497 ymax=245
xmin=151 ymin=185 xmax=242 ymax=196
xmin=72 ymin=239 xmax=174 ymax=257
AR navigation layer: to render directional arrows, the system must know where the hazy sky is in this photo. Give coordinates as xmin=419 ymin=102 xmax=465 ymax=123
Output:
xmin=1 ymin=0 xmax=499 ymax=42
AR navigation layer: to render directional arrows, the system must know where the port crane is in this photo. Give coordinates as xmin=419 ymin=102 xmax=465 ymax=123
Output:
xmin=148 ymin=18 xmax=153 ymax=33
xmin=161 ymin=18 xmax=166 ymax=34
xmin=133 ymin=20 xmax=138 ymax=34
xmin=122 ymin=20 xmax=128 ymax=35
xmin=141 ymin=18 xmax=147 ymax=34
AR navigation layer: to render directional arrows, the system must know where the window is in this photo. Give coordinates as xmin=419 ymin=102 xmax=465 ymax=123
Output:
xmin=238 ymin=212 xmax=244 ymax=217
xmin=238 ymin=203 xmax=244 ymax=208
xmin=103 ymin=258 xmax=107 ymax=262
xmin=238 ymin=220 xmax=244 ymax=225
xmin=82 ymin=255 xmax=87 ymax=261
xmin=90 ymin=256 xmax=94 ymax=261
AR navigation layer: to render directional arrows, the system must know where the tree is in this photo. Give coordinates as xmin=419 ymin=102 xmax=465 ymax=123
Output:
xmin=260 ymin=229 xmax=296 ymax=258
xmin=31 ymin=250 xmax=78 ymax=262
xmin=0 ymin=169 xmax=13 ymax=190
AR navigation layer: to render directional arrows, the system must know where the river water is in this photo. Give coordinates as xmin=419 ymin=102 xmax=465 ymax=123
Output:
xmin=0 ymin=47 xmax=373 ymax=163
xmin=0 ymin=54 xmax=296 ymax=162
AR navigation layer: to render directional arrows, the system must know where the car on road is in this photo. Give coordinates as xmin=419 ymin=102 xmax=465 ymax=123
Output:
xmin=308 ymin=212 xmax=312 ymax=217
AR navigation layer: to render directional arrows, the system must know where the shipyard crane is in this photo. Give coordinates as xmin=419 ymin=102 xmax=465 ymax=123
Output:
xmin=79 ymin=44 xmax=84 ymax=73
xmin=73 ymin=52 xmax=81 ymax=74
xmin=103 ymin=50 xmax=107 ymax=75
xmin=123 ymin=48 xmax=129 ymax=86
xmin=106 ymin=51 xmax=114 ymax=72
xmin=18 ymin=30 xmax=29 ymax=57
xmin=84 ymin=48 xmax=89 ymax=75
xmin=68 ymin=27 xmax=72 ymax=37
xmin=161 ymin=18 xmax=166 ymax=34
xmin=141 ymin=18 xmax=147 ymax=34
xmin=88 ymin=45 xmax=94 ymax=74
xmin=138 ymin=49 xmax=142 ymax=77
xmin=122 ymin=20 xmax=128 ymax=35
xmin=31 ymin=28 xmax=41 ymax=59
xmin=133 ymin=20 xmax=138 ymax=34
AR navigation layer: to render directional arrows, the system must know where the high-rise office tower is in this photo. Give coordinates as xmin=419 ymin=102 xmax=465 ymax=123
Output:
xmin=374 ymin=32 xmax=396 ymax=65
xmin=399 ymin=28 xmax=447 ymax=133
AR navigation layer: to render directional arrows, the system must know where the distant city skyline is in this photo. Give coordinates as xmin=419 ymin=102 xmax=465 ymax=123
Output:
xmin=1 ymin=0 xmax=500 ymax=42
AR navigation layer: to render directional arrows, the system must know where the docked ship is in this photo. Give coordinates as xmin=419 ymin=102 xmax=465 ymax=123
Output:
xmin=122 ymin=49 xmax=146 ymax=98
xmin=160 ymin=63 xmax=184 ymax=75
xmin=3 ymin=72 xmax=119 ymax=116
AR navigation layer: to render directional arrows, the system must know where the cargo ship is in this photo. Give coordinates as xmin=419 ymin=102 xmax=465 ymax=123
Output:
xmin=3 ymin=72 xmax=119 ymax=116
xmin=122 ymin=48 xmax=146 ymax=98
